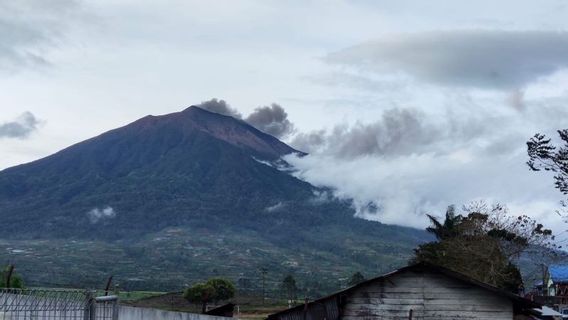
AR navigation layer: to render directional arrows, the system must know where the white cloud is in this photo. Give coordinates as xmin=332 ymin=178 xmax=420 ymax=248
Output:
xmin=87 ymin=206 xmax=116 ymax=224
xmin=285 ymin=151 xmax=563 ymax=231
xmin=265 ymin=202 xmax=285 ymax=213
xmin=284 ymin=93 xmax=568 ymax=234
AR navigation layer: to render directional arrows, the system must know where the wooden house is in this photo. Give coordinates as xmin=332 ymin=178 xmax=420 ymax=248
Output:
xmin=267 ymin=263 xmax=541 ymax=320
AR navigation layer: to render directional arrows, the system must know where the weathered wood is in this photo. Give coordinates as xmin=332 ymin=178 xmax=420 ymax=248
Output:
xmin=340 ymin=270 xmax=514 ymax=319
xmin=271 ymin=268 xmax=521 ymax=320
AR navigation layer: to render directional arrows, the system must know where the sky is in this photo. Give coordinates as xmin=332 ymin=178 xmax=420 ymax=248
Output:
xmin=2 ymin=0 xmax=568 ymax=236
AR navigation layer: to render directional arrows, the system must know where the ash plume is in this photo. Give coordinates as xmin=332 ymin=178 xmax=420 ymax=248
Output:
xmin=196 ymin=98 xmax=242 ymax=118
xmin=245 ymin=103 xmax=295 ymax=138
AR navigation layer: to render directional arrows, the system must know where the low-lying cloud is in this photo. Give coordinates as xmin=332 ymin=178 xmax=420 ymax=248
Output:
xmin=327 ymin=31 xmax=568 ymax=90
xmin=285 ymin=152 xmax=560 ymax=229
xmin=0 ymin=111 xmax=40 ymax=139
xmin=87 ymin=206 xmax=117 ymax=224
xmin=284 ymin=96 xmax=568 ymax=233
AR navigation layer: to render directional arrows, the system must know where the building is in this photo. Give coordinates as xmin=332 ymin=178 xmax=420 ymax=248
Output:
xmin=531 ymin=265 xmax=568 ymax=316
xmin=268 ymin=263 xmax=541 ymax=320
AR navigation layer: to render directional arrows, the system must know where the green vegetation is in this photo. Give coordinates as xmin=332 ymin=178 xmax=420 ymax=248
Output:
xmin=0 ymin=220 xmax=426 ymax=294
xmin=184 ymin=278 xmax=235 ymax=313
xmin=0 ymin=104 xmax=429 ymax=295
xmin=347 ymin=271 xmax=365 ymax=286
xmin=1 ymin=265 xmax=24 ymax=288
xmin=279 ymin=275 xmax=297 ymax=302
xmin=527 ymin=130 xmax=568 ymax=204
xmin=413 ymin=203 xmax=555 ymax=292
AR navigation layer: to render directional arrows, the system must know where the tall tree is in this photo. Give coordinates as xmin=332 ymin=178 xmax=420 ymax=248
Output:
xmin=280 ymin=275 xmax=298 ymax=302
xmin=527 ymin=130 xmax=568 ymax=205
xmin=426 ymin=205 xmax=462 ymax=240
xmin=413 ymin=203 xmax=555 ymax=292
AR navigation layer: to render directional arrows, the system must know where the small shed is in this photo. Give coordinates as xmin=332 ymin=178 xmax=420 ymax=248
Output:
xmin=268 ymin=262 xmax=541 ymax=320
xmin=205 ymin=303 xmax=235 ymax=317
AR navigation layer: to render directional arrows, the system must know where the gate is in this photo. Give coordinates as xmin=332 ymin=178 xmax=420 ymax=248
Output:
xmin=0 ymin=288 xmax=118 ymax=320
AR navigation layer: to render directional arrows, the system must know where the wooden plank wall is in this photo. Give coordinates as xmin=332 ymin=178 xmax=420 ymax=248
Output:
xmin=342 ymin=270 xmax=513 ymax=320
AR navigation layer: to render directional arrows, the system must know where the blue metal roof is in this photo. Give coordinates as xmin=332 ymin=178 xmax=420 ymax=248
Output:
xmin=549 ymin=265 xmax=568 ymax=283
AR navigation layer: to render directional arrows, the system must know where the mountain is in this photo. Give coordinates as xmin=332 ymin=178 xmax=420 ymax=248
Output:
xmin=0 ymin=106 xmax=428 ymax=291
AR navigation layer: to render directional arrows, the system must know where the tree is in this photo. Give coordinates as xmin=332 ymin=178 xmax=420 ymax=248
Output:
xmin=280 ymin=275 xmax=298 ymax=302
xmin=1 ymin=265 xmax=24 ymax=289
xmin=348 ymin=272 xmax=365 ymax=286
xmin=426 ymin=206 xmax=462 ymax=240
xmin=184 ymin=278 xmax=235 ymax=313
xmin=527 ymin=131 xmax=568 ymax=205
xmin=413 ymin=202 xmax=555 ymax=292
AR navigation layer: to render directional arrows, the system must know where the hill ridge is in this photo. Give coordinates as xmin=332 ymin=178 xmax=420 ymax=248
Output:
xmin=0 ymin=106 xmax=427 ymax=290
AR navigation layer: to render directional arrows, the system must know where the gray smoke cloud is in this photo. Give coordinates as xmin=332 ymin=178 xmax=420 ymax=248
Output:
xmin=0 ymin=111 xmax=40 ymax=139
xmin=87 ymin=206 xmax=116 ymax=224
xmin=197 ymin=98 xmax=242 ymax=118
xmin=245 ymin=103 xmax=295 ymax=138
xmin=197 ymin=99 xmax=295 ymax=138
xmin=0 ymin=0 xmax=81 ymax=72
xmin=291 ymin=108 xmax=449 ymax=158
xmin=327 ymin=30 xmax=568 ymax=90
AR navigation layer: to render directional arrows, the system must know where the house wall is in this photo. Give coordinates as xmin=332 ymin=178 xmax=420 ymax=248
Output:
xmin=341 ymin=270 xmax=514 ymax=320
xmin=118 ymin=305 xmax=231 ymax=320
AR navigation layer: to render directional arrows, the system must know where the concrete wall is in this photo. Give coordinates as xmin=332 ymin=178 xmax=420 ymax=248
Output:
xmin=119 ymin=306 xmax=231 ymax=320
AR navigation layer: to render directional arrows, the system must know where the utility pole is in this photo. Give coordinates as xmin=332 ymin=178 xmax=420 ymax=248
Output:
xmin=104 ymin=275 xmax=113 ymax=296
xmin=542 ymin=263 xmax=547 ymax=296
xmin=260 ymin=267 xmax=268 ymax=305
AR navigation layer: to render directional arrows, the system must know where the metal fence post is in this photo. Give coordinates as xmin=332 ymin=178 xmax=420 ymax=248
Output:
xmin=112 ymin=299 xmax=119 ymax=320
xmin=84 ymin=291 xmax=96 ymax=320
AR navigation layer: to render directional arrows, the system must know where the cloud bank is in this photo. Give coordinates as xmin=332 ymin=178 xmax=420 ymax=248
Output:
xmin=0 ymin=112 xmax=40 ymax=139
xmin=195 ymin=95 xmax=565 ymax=232
xmin=327 ymin=31 xmax=568 ymax=90
xmin=284 ymin=96 xmax=567 ymax=230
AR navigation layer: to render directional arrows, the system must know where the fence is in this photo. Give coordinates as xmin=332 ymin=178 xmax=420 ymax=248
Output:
xmin=118 ymin=306 xmax=231 ymax=320
xmin=0 ymin=288 xmax=118 ymax=320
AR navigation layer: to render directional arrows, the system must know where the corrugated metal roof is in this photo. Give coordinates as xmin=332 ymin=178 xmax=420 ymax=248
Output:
xmin=549 ymin=265 xmax=568 ymax=283
xmin=536 ymin=306 xmax=563 ymax=316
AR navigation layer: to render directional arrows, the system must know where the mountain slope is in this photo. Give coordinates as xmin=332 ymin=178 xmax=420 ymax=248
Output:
xmin=0 ymin=107 xmax=310 ymax=238
xmin=0 ymin=106 xmax=428 ymax=290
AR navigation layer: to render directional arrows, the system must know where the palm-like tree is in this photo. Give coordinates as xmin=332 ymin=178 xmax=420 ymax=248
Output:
xmin=426 ymin=205 xmax=463 ymax=240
